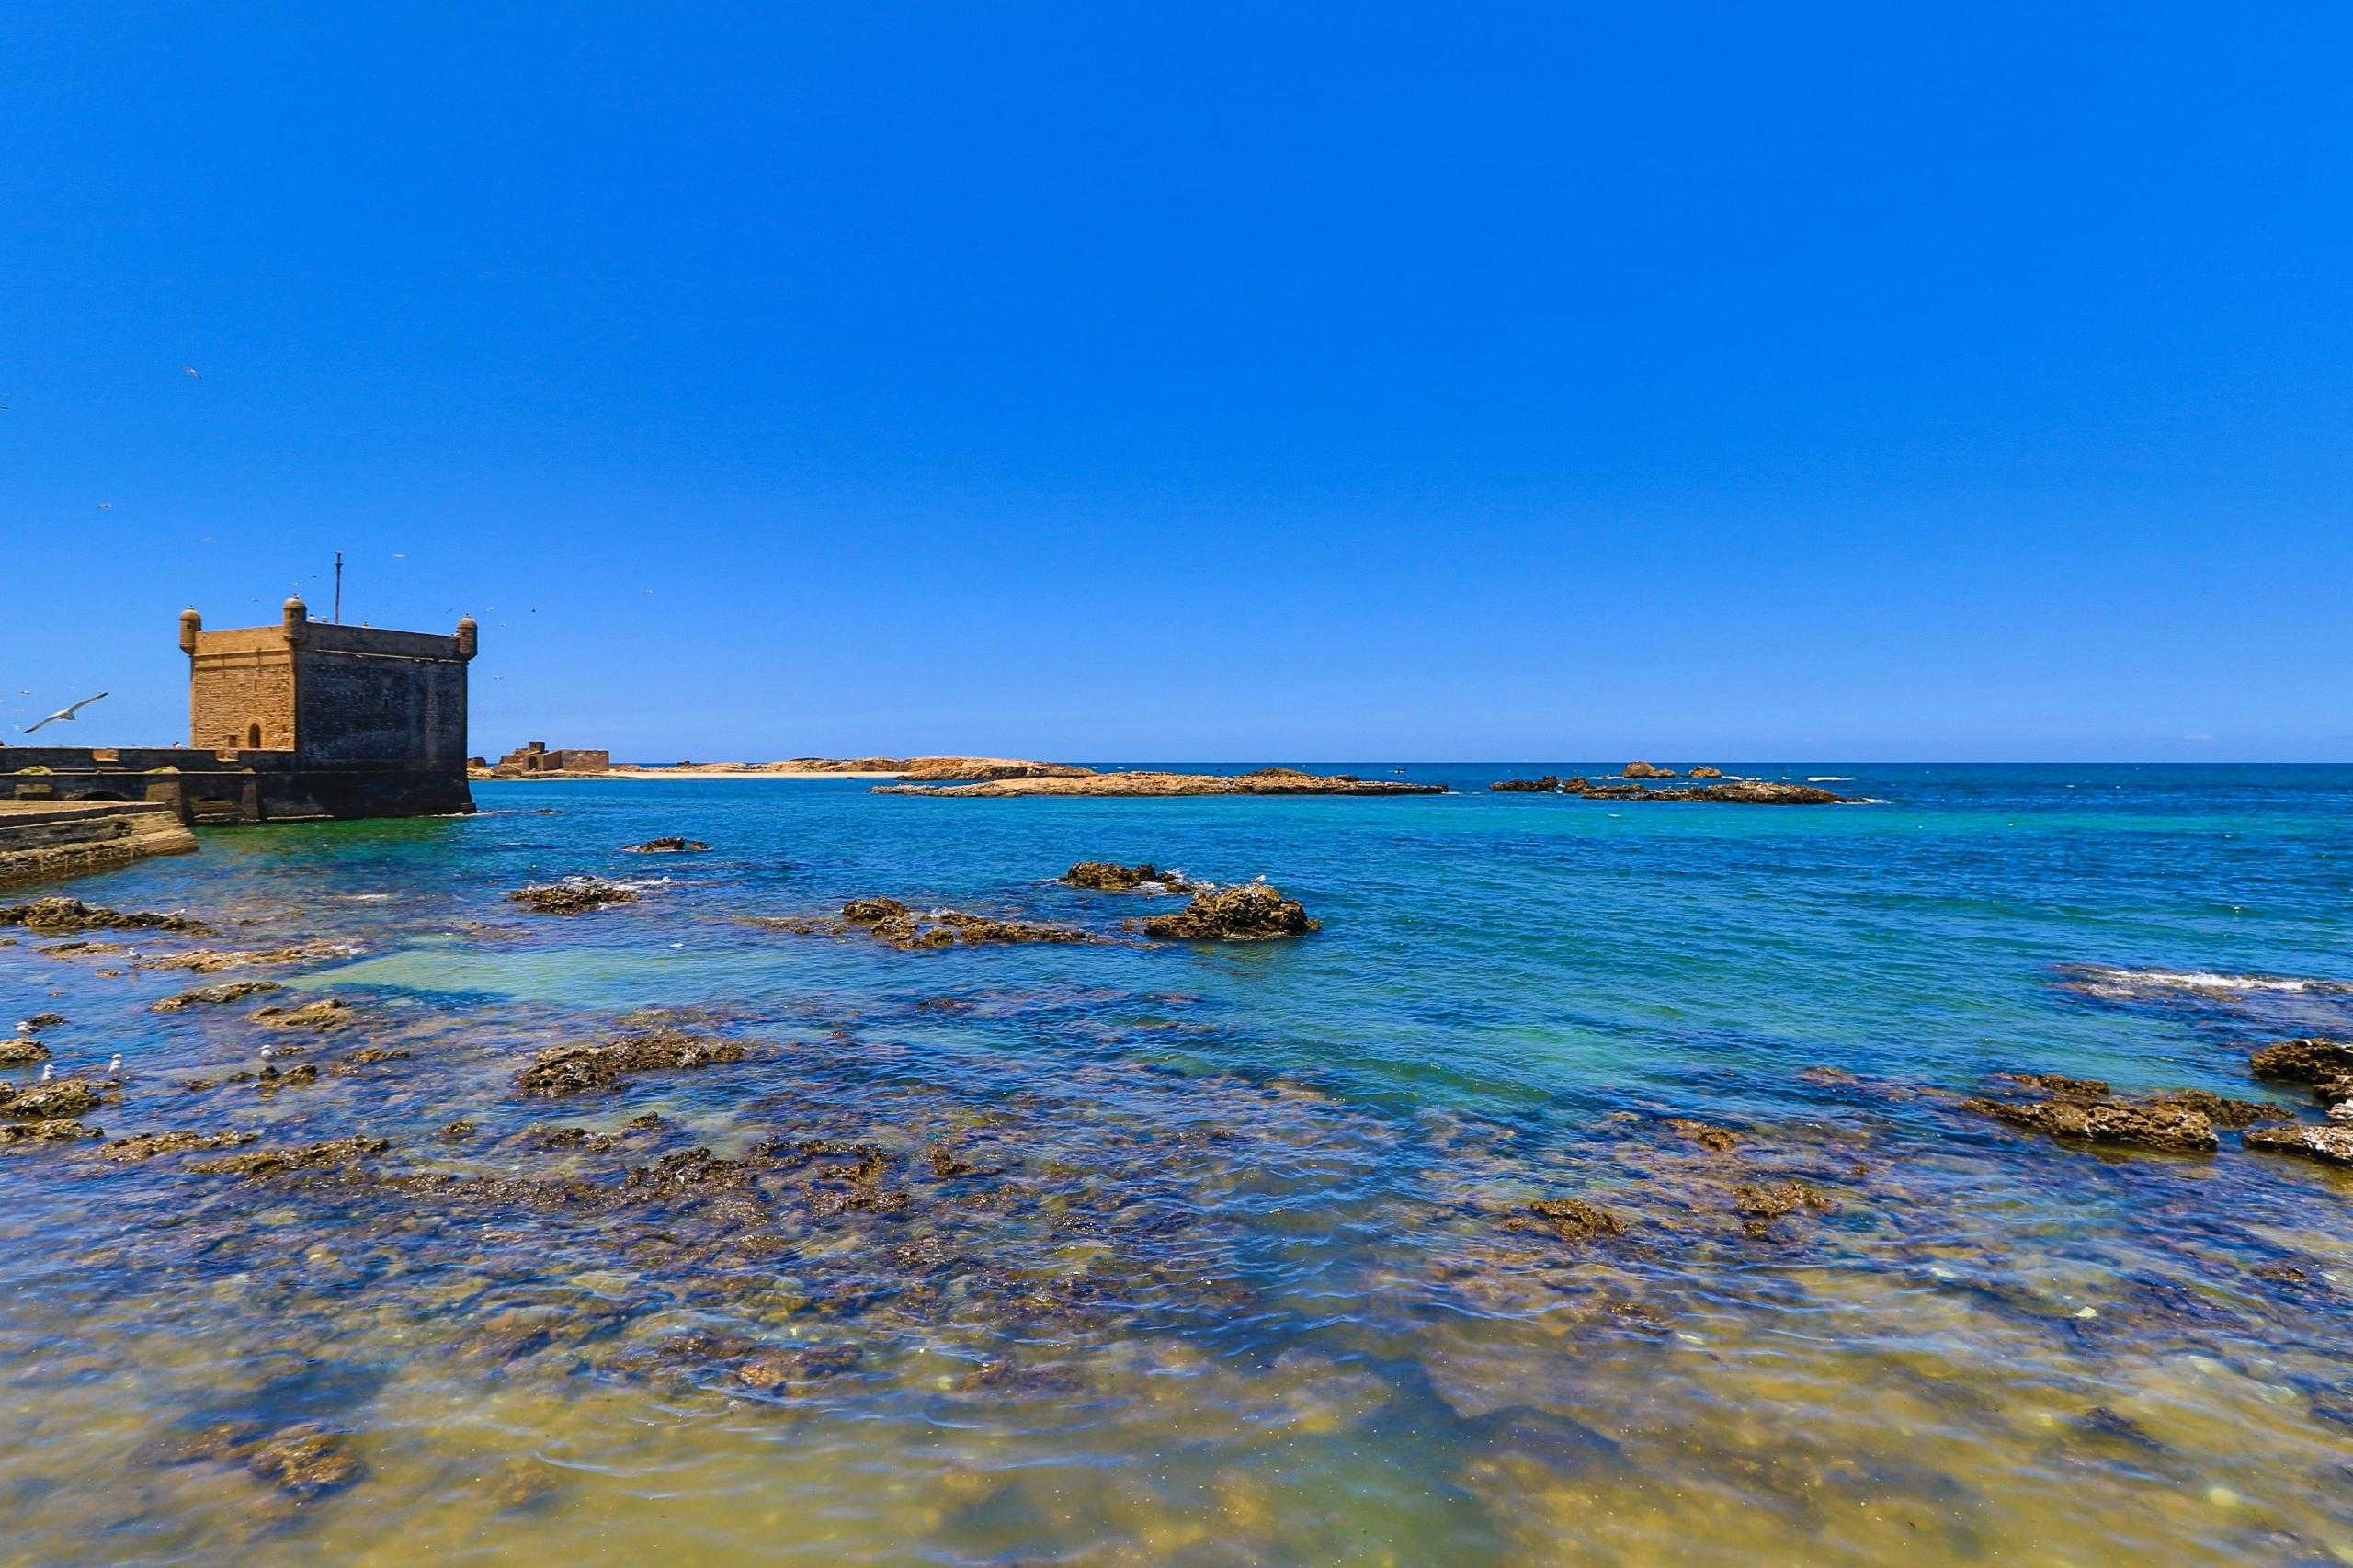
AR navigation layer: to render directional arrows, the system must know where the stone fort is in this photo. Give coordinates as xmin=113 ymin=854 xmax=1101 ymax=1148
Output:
xmin=0 ymin=597 xmax=478 ymax=823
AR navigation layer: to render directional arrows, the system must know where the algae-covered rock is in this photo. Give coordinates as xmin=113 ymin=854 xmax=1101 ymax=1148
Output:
xmin=251 ymin=998 xmax=356 ymax=1030
xmin=188 ymin=1135 xmax=390 ymax=1176
xmin=152 ymin=981 xmax=282 ymax=1012
xmin=517 ymin=1028 xmax=745 ymax=1096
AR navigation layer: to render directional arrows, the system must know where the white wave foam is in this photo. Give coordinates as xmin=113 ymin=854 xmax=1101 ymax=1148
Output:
xmin=2059 ymin=963 xmax=2352 ymax=1001
xmin=1806 ymin=776 xmax=1854 ymax=782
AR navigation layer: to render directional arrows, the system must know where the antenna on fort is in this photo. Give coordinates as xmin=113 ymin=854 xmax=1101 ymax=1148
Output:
xmin=333 ymin=551 xmax=344 ymax=623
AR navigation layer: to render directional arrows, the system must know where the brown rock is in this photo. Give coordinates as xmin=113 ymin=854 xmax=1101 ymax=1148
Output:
xmin=1688 ymin=766 xmax=1724 ymax=778
xmin=152 ymin=981 xmax=283 ymax=1011
xmin=1665 ymin=1118 xmax=1741 ymax=1154
xmin=137 ymin=940 xmax=358 ymax=973
xmin=99 ymin=1129 xmax=258 ymax=1164
xmin=516 ymin=1028 xmax=745 ymax=1096
xmin=188 ymin=1135 xmax=391 ymax=1176
xmin=1063 ymin=861 xmax=1194 ymax=892
xmin=251 ymin=998 xmax=356 ymax=1030
xmin=507 ymin=879 xmax=640 ymax=915
xmin=1522 ymin=1197 xmax=1630 ymax=1244
xmin=2249 ymin=1039 xmax=2353 ymax=1086
xmin=735 ymin=1344 xmax=862 ymax=1393
xmin=0 ymin=1036 xmax=51 ymax=1064
xmin=1961 ymin=1093 xmax=2218 ymax=1153
xmin=0 ymin=1077 xmax=107 ymax=1120
xmin=244 ymin=1424 xmax=362 ymax=1495
xmin=1141 ymin=883 xmax=1319 ymax=941
xmin=2243 ymin=1124 xmax=2353 ymax=1166
xmin=0 ymin=898 xmax=207 ymax=936
xmin=1488 ymin=777 xmax=1562 ymax=792
xmin=1562 ymin=778 xmax=1858 ymax=806
xmin=622 ymin=836 xmax=709 ymax=853
xmin=877 ymin=769 xmax=1445 ymax=799
xmin=758 ymin=897 xmax=1106 ymax=951
xmin=1621 ymin=761 xmax=1677 ymax=778
xmin=0 ymin=1119 xmax=98 ymax=1149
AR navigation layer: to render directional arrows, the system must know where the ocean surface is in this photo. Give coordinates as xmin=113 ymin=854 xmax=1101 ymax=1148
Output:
xmin=4 ymin=763 xmax=2350 ymax=1564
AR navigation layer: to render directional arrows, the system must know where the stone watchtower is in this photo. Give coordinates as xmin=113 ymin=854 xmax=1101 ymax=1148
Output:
xmin=178 ymin=597 xmax=480 ymax=817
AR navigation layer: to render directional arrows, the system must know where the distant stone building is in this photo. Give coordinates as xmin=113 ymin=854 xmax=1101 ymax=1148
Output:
xmin=493 ymin=741 xmax=610 ymax=776
xmin=0 ymin=597 xmax=478 ymax=824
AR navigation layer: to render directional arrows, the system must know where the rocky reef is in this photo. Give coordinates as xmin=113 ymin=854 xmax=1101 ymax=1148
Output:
xmin=622 ymin=836 xmax=709 ymax=853
xmin=507 ymin=879 xmax=642 ymax=915
xmin=0 ymin=897 xmax=207 ymax=936
xmin=1140 ymin=883 xmax=1319 ymax=941
xmin=517 ymin=1028 xmax=748 ymax=1096
xmin=1062 ymin=862 xmax=1195 ymax=892
xmin=879 ymin=767 xmax=1446 ymax=799
xmin=152 ymin=981 xmax=283 ymax=1012
xmin=749 ymin=897 xmax=1107 ymax=951
xmin=1559 ymin=778 xmax=1859 ymax=806
xmin=1486 ymin=774 xmax=1855 ymax=804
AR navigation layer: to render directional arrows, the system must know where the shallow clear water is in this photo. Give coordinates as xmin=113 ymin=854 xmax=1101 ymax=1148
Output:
xmin=4 ymin=764 xmax=2350 ymax=1564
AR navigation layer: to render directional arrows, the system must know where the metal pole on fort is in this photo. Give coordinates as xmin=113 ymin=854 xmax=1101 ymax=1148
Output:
xmin=333 ymin=551 xmax=343 ymax=623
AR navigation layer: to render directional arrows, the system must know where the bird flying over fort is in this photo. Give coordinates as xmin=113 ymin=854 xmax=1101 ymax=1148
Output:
xmin=23 ymin=692 xmax=108 ymax=733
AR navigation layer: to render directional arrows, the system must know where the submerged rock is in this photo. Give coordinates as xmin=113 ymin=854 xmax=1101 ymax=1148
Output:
xmin=1063 ymin=861 xmax=1195 ymax=892
xmin=507 ymin=879 xmax=641 ymax=915
xmin=1520 ymin=1197 xmax=1630 ymax=1244
xmin=0 ymin=897 xmax=207 ymax=935
xmin=19 ymin=1012 xmax=63 ymax=1030
xmin=1141 ymin=882 xmax=1319 ymax=941
xmin=517 ymin=1028 xmax=746 ymax=1096
xmin=244 ymin=1424 xmax=363 ymax=1496
xmin=1665 ymin=1118 xmax=1742 ymax=1154
xmin=2244 ymin=1124 xmax=2353 ymax=1167
xmin=735 ymin=1344 xmax=862 ymax=1394
xmin=251 ymin=998 xmax=356 ymax=1031
xmin=99 ymin=1129 xmax=258 ymax=1164
xmin=151 ymin=981 xmax=282 ymax=1012
xmin=188 ymin=1135 xmax=391 ymax=1176
xmin=1730 ymin=1179 xmax=1836 ymax=1236
xmin=623 ymin=836 xmax=709 ymax=853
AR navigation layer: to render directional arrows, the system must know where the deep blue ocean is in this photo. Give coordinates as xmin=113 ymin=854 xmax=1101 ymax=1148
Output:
xmin=4 ymin=764 xmax=2349 ymax=1563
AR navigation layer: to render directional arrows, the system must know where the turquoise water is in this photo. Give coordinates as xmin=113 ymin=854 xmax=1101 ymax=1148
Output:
xmin=4 ymin=765 xmax=2350 ymax=1563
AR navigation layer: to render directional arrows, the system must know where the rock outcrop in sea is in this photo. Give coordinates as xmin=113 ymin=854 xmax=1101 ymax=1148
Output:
xmin=879 ymin=767 xmax=1446 ymax=799
xmin=1140 ymin=882 xmax=1319 ymax=940
xmin=1062 ymin=862 xmax=1195 ymax=892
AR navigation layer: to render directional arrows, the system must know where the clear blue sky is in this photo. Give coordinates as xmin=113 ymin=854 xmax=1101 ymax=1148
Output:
xmin=5 ymin=3 xmax=2347 ymax=761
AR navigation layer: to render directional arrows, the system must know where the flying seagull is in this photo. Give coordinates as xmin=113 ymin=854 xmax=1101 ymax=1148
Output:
xmin=23 ymin=692 xmax=108 ymax=733
xmin=182 ymin=365 xmax=202 ymax=378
